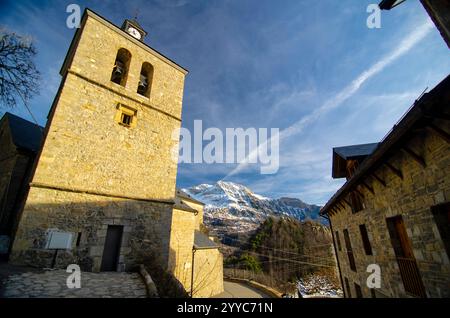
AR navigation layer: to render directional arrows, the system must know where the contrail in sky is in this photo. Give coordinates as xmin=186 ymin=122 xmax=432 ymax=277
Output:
xmin=224 ymin=19 xmax=434 ymax=179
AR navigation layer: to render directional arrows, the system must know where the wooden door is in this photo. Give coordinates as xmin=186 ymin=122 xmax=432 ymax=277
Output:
xmin=386 ymin=216 xmax=426 ymax=297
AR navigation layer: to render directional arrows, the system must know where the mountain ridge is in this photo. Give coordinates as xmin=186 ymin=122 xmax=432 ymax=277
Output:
xmin=183 ymin=181 xmax=326 ymax=236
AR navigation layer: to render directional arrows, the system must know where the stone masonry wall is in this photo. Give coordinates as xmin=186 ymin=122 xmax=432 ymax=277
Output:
xmin=10 ymin=186 xmax=173 ymax=272
xmin=32 ymin=72 xmax=180 ymax=200
xmin=31 ymin=12 xmax=186 ymax=202
xmin=0 ymin=123 xmax=17 ymax=234
xmin=168 ymin=207 xmax=196 ymax=292
xmin=192 ymin=248 xmax=224 ymax=298
xmin=330 ymin=119 xmax=450 ymax=298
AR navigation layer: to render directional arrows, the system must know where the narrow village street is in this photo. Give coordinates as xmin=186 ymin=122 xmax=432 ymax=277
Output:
xmin=214 ymin=281 xmax=271 ymax=298
xmin=0 ymin=264 xmax=147 ymax=298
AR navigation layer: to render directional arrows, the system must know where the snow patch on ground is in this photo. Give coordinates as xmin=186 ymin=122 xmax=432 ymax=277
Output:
xmin=297 ymin=275 xmax=343 ymax=298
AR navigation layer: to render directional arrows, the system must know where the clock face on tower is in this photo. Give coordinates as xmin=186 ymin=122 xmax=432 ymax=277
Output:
xmin=127 ymin=27 xmax=141 ymax=40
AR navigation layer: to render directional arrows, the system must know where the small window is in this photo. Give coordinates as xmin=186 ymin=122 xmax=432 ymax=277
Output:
xmin=343 ymin=229 xmax=357 ymax=272
xmin=121 ymin=113 xmax=132 ymax=126
xmin=76 ymin=232 xmax=82 ymax=247
xmin=350 ymin=191 xmax=364 ymax=213
xmin=111 ymin=48 xmax=131 ymax=86
xmin=137 ymin=62 xmax=154 ymax=97
xmin=335 ymin=231 xmax=342 ymax=251
xmin=344 ymin=277 xmax=351 ymax=298
xmin=359 ymin=224 xmax=373 ymax=255
xmin=115 ymin=104 xmax=137 ymax=128
xmin=431 ymin=202 xmax=450 ymax=259
xmin=354 ymin=283 xmax=363 ymax=298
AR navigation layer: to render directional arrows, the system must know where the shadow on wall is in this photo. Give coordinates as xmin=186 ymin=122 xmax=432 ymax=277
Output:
xmin=8 ymin=198 xmax=175 ymax=274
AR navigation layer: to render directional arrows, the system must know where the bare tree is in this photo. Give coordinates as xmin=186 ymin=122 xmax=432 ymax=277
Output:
xmin=0 ymin=28 xmax=40 ymax=109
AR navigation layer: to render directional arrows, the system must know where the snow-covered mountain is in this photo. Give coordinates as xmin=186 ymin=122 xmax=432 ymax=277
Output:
xmin=183 ymin=181 xmax=325 ymax=235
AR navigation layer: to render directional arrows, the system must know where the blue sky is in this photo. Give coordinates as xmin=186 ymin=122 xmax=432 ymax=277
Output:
xmin=1 ymin=0 xmax=449 ymax=205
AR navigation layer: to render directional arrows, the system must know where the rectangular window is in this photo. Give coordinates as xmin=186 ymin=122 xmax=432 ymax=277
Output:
xmin=76 ymin=232 xmax=82 ymax=247
xmin=354 ymin=283 xmax=363 ymax=298
xmin=359 ymin=224 xmax=373 ymax=255
xmin=343 ymin=229 xmax=357 ymax=271
xmin=115 ymin=104 xmax=137 ymax=128
xmin=344 ymin=277 xmax=351 ymax=298
xmin=335 ymin=231 xmax=342 ymax=251
xmin=431 ymin=202 xmax=450 ymax=259
xmin=121 ymin=113 xmax=132 ymax=126
xmin=350 ymin=191 xmax=364 ymax=213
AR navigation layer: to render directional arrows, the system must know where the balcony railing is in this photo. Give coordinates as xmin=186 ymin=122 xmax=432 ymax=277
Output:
xmin=396 ymin=257 xmax=426 ymax=298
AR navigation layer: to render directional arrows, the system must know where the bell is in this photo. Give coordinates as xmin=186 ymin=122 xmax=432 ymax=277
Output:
xmin=114 ymin=65 xmax=124 ymax=76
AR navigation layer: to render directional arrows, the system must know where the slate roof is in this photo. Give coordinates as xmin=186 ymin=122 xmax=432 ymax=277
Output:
xmin=176 ymin=189 xmax=205 ymax=206
xmin=332 ymin=143 xmax=378 ymax=178
xmin=2 ymin=112 xmax=44 ymax=152
xmin=194 ymin=231 xmax=219 ymax=250
xmin=333 ymin=143 xmax=379 ymax=160
xmin=173 ymin=199 xmax=198 ymax=213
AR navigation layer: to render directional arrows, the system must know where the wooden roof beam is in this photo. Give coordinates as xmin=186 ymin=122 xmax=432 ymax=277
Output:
xmin=354 ymin=187 xmax=365 ymax=199
xmin=385 ymin=162 xmax=403 ymax=180
xmin=362 ymin=181 xmax=375 ymax=195
xmin=402 ymin=146 xmax=426 ymax=168
xmin=371 ymin=173 xmax=386 ymax=187
xmin=343 ymin=198 xmax=351 ymax=207
xmin=427 ymin=123 xmax=450 ymax=144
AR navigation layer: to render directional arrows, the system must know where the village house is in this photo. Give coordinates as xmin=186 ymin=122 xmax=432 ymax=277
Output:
xmin=320 ymin=75 xmax=450 ymax=298
xmin=0 ymin=113 xmax=43 ymax=257
xmin=0 ymin=8 xmax=223 ymax=297
xmin=171 ymin=189 xmax=223 ymax=297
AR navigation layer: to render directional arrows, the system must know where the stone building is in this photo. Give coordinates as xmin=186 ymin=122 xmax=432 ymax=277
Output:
xmin=6 ymin=8 xmax=223 ymax=297
xmin=0 ymin=113 xmax=43 ymax=258
xmin=320 ymin=75 xmax=450 ymax=298
xmin=170 ymin=190 xmax=224 ymax=298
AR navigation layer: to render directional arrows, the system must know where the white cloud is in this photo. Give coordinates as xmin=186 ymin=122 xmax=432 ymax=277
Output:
xmin=224 ymin=18 xmax=434 ymax=179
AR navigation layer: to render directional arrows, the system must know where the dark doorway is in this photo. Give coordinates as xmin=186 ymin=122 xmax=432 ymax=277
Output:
xmin=100 ymin=225 xmax=123 ymax=271
xmin=386 ymin=216 xmax=426 ymax=298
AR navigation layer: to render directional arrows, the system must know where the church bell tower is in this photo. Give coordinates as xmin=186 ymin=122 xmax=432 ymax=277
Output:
xmin=11 ymin=9 xmax=188 ymax=272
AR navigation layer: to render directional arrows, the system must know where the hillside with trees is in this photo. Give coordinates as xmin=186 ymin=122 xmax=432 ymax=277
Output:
xmin=224 ymin=217 xmax=341 ymax=296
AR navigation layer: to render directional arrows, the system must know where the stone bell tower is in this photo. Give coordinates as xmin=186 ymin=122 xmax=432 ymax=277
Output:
xmin=10 ymin=9 xmax=188 ymax=272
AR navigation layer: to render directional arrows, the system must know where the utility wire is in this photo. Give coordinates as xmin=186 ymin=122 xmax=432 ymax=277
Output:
xmin=221 ymin=236 xmax=334 ymax=262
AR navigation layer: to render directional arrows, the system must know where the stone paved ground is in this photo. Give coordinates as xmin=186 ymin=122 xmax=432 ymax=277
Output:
xmin=213 ymin=281 xmax=271 ymax=298
xmin=0 ymin=268 xmax=147 ymax=298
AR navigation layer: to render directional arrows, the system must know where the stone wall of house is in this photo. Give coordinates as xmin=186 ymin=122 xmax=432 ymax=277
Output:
xmin=0 ymin=121 xmax=34 ymax=243
xmin=168 ymin=207 xmax=196 ymax=292
xmin=0 ymin=123 xmax=17 ymax=235
xmin=330 ymin=119 xmax=450 ymax=298
xmin=421 ymin=0 xmax=450 ymax=49
xmin=192 ymin=248 xmax=224 ymax=298
xmin=182 ymin=199 xmax=204 ymax=230
xmin=10 ymin=186 xmax=173 ymax=271
xmin=168 ymin=202 xmax=224 ymax=297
